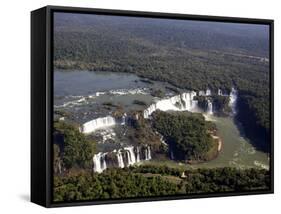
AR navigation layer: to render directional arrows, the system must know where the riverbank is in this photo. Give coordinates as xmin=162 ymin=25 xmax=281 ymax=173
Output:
xmin=212 ymin=135 xmax=222 ymax=152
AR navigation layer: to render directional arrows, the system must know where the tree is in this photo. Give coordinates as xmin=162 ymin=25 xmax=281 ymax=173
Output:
xmin=54 ymin=121 xmax=96 ymax=169
xmin=151 ymin=111 xmax=214 ymax=161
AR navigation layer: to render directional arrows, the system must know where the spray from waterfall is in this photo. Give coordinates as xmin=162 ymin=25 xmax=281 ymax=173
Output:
xmin=147 ymin=146 xmax=151 ymax=160
xmin=170 ymin=150 xmax=174 ymax=160
xmin=143 ymin=91 xmax=198 ymax=118
xmin=143 ymin=87 xmax=237 ymax=118
xmin=93 ymin=153 xmax=107 ymax=173
xmin=207 ymin=99 xmax=213 ymax=115
xmin=229 ymin=88 xmax=238 ymax=115
xmin=144 ymin=145 xmax=152 ymax=160
xmin=125 ymin=146 xmax=136 ymax=166
xmin=116 ymin=150 xmax=125 ymax=168
xmin=206 ymin=89 xmax=211 ymax=96
xmin=82 ymin=116 xmax=116 ymax=134
xmin=120 ymin=113 xmax=127 ymax=125
xmin=92 ymin=145 xmax=153 ymax=173
xmin=136 ymin=147 xmax=140 ymax=162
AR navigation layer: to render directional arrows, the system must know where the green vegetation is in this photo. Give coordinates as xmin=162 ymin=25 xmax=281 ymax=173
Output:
xmin=53 ymin=121 xmax=96 ymax=170
xmin=151 ymin=111 xmax=216 ymax=161
xmin=53 ymin=14 xmax=270 ymax=151
xmin=126 ymin=111 xmax=165 ymax=153
xmin=53 ymin=165 xmax=270 ymax=202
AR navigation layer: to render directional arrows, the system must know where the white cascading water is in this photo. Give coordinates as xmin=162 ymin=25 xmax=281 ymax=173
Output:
xmin=82 ymin=116 xmax=116 ymax=134
xmin=206 ymin=88 xmax=211 ymax=96
xmin=116 ymin=150 xmax=125 ymax=168
xmin=92 ymin=145 xmax=152 ymax=173
xmin=170 ymin=150 xmax=174 ymax=160
xmin=120 ymin=113 xmax=127 ymax=125
xmin=125 ymin=146 xmax=137 ymax=166
xmin=229 ymin=87 xmax=238 ymax=114
xmin=147 ymin=146 xmax=151 ymax=160
xmin=207 ymin=99 xmax=213 ymax=115
xmin=198 ymin=90 xmax=206 ymax=96
xmin=144 ymin=146 xmax=152 ymax=160
xmin=143 ymin=91 xmax=198 ymax=118
xmin=136 ymin=147 xmax=140 ymax=163
xmin=93 ymin=152 xmax=107 ymax=173
xmin=101 ymin=154 xmax=107 ymax=171
xmin=143 ymin=88 xmax=239 ymax=118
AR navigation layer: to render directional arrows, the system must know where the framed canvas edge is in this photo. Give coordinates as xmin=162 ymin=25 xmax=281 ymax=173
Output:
xmin=38 ymin=5 xmax=274 ymax=208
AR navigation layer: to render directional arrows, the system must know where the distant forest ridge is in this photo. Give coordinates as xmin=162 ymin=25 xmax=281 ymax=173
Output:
xmin=54 ymin=12 xmax=269 ymax=58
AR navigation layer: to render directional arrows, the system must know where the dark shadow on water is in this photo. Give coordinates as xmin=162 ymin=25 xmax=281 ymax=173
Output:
xmin=19 ymin=194 xmax=30 ymax=202
xmin=233 ymin=115 xmax=270 ymax=154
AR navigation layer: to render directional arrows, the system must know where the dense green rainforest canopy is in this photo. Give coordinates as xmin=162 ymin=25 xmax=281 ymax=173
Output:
xmin=53 ymin=166 xmax=270 ymax=202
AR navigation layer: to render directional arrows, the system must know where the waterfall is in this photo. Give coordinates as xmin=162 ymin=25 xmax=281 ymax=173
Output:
xmin=229 ymin=87 xmax=238 ymax=114
xmin=82 ymin=113 xmax=127 ymax=134
xmin=145 ymin=146 xmax=152 ymax=160
xmin=93 ymin=153 xmax=107 ymax=173
xmin=192 ymin=99 xmax=198 ymax=111
xmin=144 ymin=148 xmax=148 ymax=160
xmin=143 ymin=87 xmax=240 ymax=118
xmin=101 ymin=154 xmax=107 ymax=171
xmin=170 ymin=150 xmax=174 ymax=160
xmin=181 ymin=91 xmax=197 ymax=111
xmin=116 ymin=150 xmax=125 ymax=168
xmin=207 ymin=99 xmax=213 ymax=115
xmin=143 ymin=91 xmax=198 ymax=118
xmin=92 ymin=145 xmax=153 ymax=173
xmin=82 ymin=116 xmax=116 ymax=134
xmin=206 ymin=89 xmax=211 ymax=96
xmin=159 ymin=135 xmax=168 ymax=146
xmin=136 ymin=147 xmax=140 ymax=162
xmin=198 ymin=90 xmax=206 ymax=96
xmin=120 ymin=113 xmax=127 ymax=125
xmin=147 ymin=146 xmax=151 ymax=160
xmin=125 ymin=146 xmax=136 ymax=166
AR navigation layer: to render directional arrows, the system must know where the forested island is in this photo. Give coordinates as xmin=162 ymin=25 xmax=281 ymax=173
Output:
xmin=52 ymin=12 xmax=271 ymax=203
xmin=151 ymin=111 xmax=219 ymax=162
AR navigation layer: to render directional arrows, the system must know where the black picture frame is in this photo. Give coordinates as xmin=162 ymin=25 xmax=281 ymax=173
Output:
xmin=31 ymin=5 xmax=274 ymax=208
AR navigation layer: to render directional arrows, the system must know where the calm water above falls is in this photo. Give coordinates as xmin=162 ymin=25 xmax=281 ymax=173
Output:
xmin=54 ymin=70 xmax=146 ymax=97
